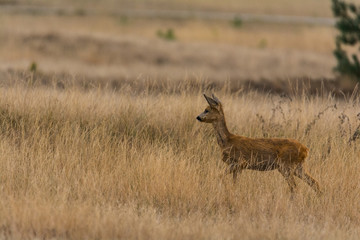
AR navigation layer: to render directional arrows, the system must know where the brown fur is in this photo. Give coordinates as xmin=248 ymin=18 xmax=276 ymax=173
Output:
xmin=197 ymin=94 xmax=321 ymax=196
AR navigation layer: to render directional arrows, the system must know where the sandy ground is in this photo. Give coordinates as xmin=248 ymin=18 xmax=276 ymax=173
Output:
xmin=0 ymin=31 xmax=335 ymax=80
xmin=0 ymin=13 xmax=336 ymax=83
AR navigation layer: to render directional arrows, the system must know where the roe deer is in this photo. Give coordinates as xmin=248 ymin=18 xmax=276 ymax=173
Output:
xmin=196 ymin=94 xmax=321 ymax=196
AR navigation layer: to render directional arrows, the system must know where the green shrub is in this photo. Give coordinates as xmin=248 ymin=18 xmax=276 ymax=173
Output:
xmin=231 ymin=17 xmax=243 ymax=28
xmin=29 ymin=61 xmax=37 ymax=73
xmin=157 ymin=28 xmax=176 ymax=41
xmin=332 ymin=0 xmax=360 ymax=81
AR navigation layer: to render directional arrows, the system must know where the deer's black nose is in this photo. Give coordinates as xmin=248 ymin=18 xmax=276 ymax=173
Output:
xmin=196 ymin=116 xmax=201 ymax=121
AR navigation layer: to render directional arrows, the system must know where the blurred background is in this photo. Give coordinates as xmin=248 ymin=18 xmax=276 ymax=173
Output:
xmin=1 ymin=0 xmax=359 ymax=92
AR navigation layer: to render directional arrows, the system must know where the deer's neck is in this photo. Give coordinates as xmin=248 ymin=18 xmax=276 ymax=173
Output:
xmin=212 ymin=116 xmax=231 ymax=148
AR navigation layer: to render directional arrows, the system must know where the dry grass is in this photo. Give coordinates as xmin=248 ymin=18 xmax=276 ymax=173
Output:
xmin=0 ymin=78 xmax=359 ymax=239
xmin=1 ymin=2 xmax=358 ymax=238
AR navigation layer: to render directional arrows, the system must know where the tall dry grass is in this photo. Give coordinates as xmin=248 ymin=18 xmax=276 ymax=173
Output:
xmin=0 ymin=79 xmax=359 ymax=239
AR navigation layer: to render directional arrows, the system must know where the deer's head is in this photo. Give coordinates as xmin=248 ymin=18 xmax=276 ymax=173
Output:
xmin=196 ymin=94 xmax=223 ymax=123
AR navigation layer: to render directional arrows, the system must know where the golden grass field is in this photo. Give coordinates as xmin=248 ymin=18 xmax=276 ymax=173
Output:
xmin=0 ymin=78 xmax=359 ymax=239
xmin=1 ymin=1 xmax=360 ymax=239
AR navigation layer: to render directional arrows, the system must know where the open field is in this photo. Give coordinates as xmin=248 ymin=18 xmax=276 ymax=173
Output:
xmin=0 ymin=14 xmax=338 ymax=83
xmin=1 ymin=2 xmax=360 ymax=239
xmin=0 ymin=79 xmax=359 ymax=239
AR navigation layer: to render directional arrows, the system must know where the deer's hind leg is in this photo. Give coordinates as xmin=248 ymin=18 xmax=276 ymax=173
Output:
xmin=294 ymin=164 xmax=322 ymax=196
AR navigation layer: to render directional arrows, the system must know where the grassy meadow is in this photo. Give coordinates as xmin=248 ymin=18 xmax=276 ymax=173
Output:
xmin=1 ymin=0 xmax=360 ymax=239
xmin=0 ymin=78 xmax=359 ymax=239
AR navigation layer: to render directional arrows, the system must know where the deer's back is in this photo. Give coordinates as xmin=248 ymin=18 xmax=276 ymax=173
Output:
xmin=224 ymin=135 xmax=308 ymax=167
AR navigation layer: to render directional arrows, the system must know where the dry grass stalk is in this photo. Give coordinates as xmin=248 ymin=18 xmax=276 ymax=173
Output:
xmin=348 ymin=113 xmax=360 ymax=144
xmin=304 ymin=104 xmax=337 ymax=136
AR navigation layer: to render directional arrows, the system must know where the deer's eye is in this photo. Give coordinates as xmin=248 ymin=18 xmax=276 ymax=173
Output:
xmin=204 ymin=109 xmax=209 ymax=113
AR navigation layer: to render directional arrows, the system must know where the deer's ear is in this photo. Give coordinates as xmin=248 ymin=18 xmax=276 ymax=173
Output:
xmin=211 ymin=94 xmax=222 ymax=105
xmin=204 ymin=94 xmax=218 ymax=107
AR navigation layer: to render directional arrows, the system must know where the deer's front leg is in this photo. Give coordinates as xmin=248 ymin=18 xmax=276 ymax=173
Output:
xmin=220 ymin=163 xmax=242 ymax=184
xmin=231 ymin=163 xmax=243 ymax=184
